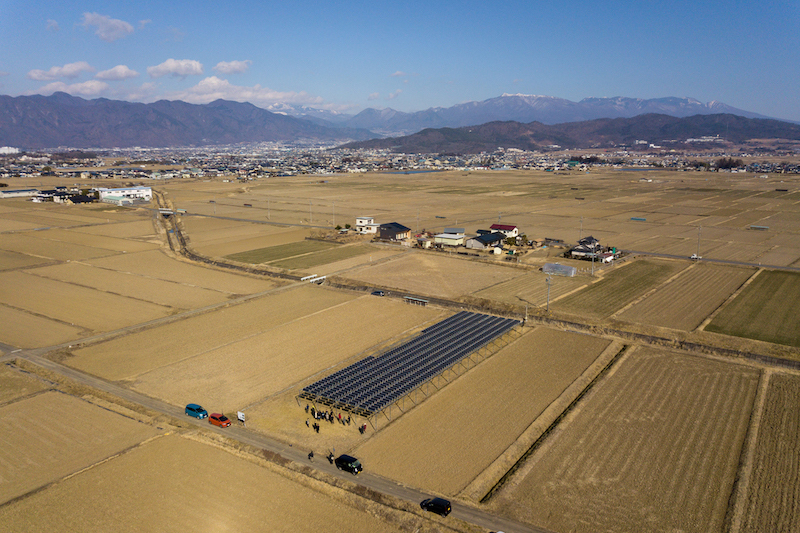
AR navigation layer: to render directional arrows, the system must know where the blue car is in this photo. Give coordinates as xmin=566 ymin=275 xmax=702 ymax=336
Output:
xmin=185 ymin=403 xmax=208 ymax=419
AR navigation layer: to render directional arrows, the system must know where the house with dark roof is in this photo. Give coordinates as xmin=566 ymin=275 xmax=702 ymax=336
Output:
xmin=466 ymin=232 xmax=505 ymax=250
xmin=379 ymin=222 xmax=411 ymax=241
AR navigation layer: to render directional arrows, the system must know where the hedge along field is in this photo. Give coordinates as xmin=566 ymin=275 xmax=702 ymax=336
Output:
xmin=0 ymin=305 xmax=85 ymax=349
xmin=354 ymin=328 xmax=611 ymax=496
xmin=0 ymin=435 xmax=399 ymax=533
xmin=473 ymin=270 xmax=589 ymax=308
xmin=0 ymin=391 xmax=161 ymax=505
xmin=616 ymin=263 xmax=755 ymax=331
xmin=0 ymin=271 xmax=172 ymax=333
xmin=553 ymin=259 xmax=684 ymax=320
xmin=491 ymin=347 xmax=759 ymax=533
xmin=225 ymin=239 xmax=339 ymax=264
xmin=68 ymin=285 xmax=356 ymax=381
xmin=706 ymin=270 xmax=800 ymax=348
xmin=739 ymin=373 xmax=800 ymax=531
xmin=28 ymin=262 xmax=233 ymax=310
xmin=130 ymin=296 xmax=442 ymax=410
xmin=88 ymin=249 xmax=276 ymax=294
xmin=272 ymin=244 xmax=371 ymax=270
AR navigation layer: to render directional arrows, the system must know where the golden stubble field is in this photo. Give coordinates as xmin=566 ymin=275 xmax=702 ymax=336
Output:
xmin=489 ymin=347 xmax=760 ymax=533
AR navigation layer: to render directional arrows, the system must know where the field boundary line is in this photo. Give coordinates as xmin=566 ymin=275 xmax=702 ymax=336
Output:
xmin=696 ymin=268 xmax=764 ymax=332
xmin=724 ymin=368 xmax=771 ymax=533
xmin=609 ymin=262 xmax=695 ymax=320
xmin=476 ymin=342 xmax=630 ymax=504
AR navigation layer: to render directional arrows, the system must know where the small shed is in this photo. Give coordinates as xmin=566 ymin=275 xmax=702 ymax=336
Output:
xmin=466 ymin=233 xmax=505 ymax=250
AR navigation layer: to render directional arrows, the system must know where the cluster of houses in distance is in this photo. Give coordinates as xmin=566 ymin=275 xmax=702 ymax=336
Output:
xmin=353 ymin=216 xmax=620 ymax=263
xmin=0 ymin=185 xmax=152 ymax=206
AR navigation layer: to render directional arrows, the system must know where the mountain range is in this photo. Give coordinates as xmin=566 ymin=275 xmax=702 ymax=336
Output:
xmin=343 ymin=114 xmax=800 ymax=154
xmin=0 ymin=92 xmax=791 ymax=150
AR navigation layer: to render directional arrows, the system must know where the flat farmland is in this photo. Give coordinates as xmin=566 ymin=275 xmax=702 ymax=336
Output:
xmin=473 ymin=271 xmax=589 ymax=308
xmin=68 ymin=284 xmax=357 ymax=381
xmin=75 ymin=219 xmax=157 ymax=238
xmin=88 ymin=249 xmax=276 ymax=294
xmin=0 ymin=305 xmax=86 ymax=348
xmin=553 ymin=259 xmax=684 ymax=320
xmin=28 ymin=262 xmax=232 ymax=309
xmin=354 ymin=327 xmax=611 ymax=496
xmin=706 ymin=270 xmax=800 ymax=347
xmin=0 ymin=364 xmax=48 ymax=404
xmin=272 ymin=243 xmax=372 ymax=270
xmin=226 ymin=239 xmax=339 ymax=264
xmin=739 ymin=373 xmax=800 ymax=531
xmin=0 ymin=271 xmax=172 ymax=333
xmin=616 ymin=263 xmax=755 ymax=330
xmin=0 ymin=391 xmax=161 ymax=504
xmin=343 ymin=252 xmax=522 ymax=298
xmin=0 ymin=249 xmax=53 ymax=271
xmin=131 ymin=295 xmax=442 ymax=409
xmin=24 ymin=227 xmax=158 ymax=253
xmin=0 ymin=434 xmax=399 ymax=533
xmin=0 ymin=233 xmax=119 ymax=262
xmin=490 ymin=347 xmax=759 ymax=533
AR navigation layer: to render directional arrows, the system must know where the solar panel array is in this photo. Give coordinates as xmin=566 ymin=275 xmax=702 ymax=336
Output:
xmin=301 ymin=311 xmax=519 ymax=416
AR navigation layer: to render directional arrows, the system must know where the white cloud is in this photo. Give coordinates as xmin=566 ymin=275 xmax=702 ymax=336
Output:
xmin=166 ymin=76 xmax=324 ymax=107
xmin=96 ymin=65 xmax=139 ymax=80
xmin=390 ymin=71 xmax=407 ymax=77
xmin=81 ymin=12 xmax=134 ymax=42
xmin=213 ymin=60 xmax=252 ymax=75
xmin=147 ymin=59 xmax=204 ymax=78
xmin=27 ymin=61 xmax=94 ymax=81
xmin=46 ymin=19 xmax=59 ymax=32
xmin=368 ymin=92 xmax=380 ymax=101
xmin=139 ymin=19 xmax=152 ymax=29
xmin=35 ymin=80 xmax=110 ymax=97
xmin=386 ymin=89 xmax=403 ymax=100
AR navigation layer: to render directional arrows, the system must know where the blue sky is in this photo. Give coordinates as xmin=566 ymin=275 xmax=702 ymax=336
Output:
xmin=1 ymin=1 xmax=799 ymax=120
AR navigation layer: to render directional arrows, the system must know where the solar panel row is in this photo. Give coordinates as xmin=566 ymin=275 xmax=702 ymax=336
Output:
xmin=302 ymin=311 xmax=519 ymax=415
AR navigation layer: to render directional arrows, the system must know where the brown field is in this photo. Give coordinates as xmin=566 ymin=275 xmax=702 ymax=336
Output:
xmin=24 ymin=227 xmax=159 ymax=253
xmin=0 ymin=249 xmax=54 ymax=271
xmin=28 ymin=262 xmax=232 ymax=309
xmin=738 ymin=373 xmax=800 ymax=531
xmin=0 ymin=434 xmax=399 ymax=533
xmin=490 ymin=347 xmax=759 ymax=533
xmin=131 ymin=294 xmax=442 ymax=409
xmin=0 ymin=364 xmax=48 ymax=404
xmin=0 ymin=271 xmax=172 ymax=333
xmin=343 ymin=252 xmax=522 ymax=298
xmin=74 ymin=219 xmax=157 ymax=238
xmin=0 ymin=391 xmax=161 ymax=504
xmin=0 ymin=233 xmax=119 ymax=261
xmin=473 ymin=270 xmax=589 ymax=308
xmin=354 ymin=327 xmax=611 ymax=496
xmin=616 ymin=263 xmax=755 ymax=330
xmin=68 ymin=284 xmax=357 ymax=380
xmin=88 ymin=249 xmax=277 ymax=294
xmin=0 ymin=305 xmax=86 ymax=348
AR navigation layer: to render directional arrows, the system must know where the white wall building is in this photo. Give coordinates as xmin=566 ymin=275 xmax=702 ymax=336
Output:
xmin=355 ymin=216 xmax=379 ymax=234
xmin=97 ymin=186 xmax=152 ymax=204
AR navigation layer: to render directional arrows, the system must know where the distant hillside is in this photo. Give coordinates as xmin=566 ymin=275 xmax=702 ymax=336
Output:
xmin=325 ymin=95 xmax=776 ymax=136
xmin=0 ymin=93 xmax=374 ymax=149
xmin=342 ymin=114 xmax=800 ymax=154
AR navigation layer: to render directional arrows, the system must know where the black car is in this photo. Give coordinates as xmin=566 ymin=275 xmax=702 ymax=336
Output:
xmin=420 ymin=497 xmax=451 ymax=517
xmin=371 ymin=290 xmax=385 ymax=296
xmin=334 ymin=454 xmax=362 ymax=475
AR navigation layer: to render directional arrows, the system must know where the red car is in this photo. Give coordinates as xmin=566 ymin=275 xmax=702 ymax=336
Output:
xmin=209 ymin=413 xmax=231 ymax=428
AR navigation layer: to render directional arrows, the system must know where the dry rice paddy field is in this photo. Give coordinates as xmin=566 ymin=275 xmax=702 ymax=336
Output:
xmin=3 ymin=168 xmax=800 ymax=532
xmin=489 ymin=347 xmax=760 ymax=533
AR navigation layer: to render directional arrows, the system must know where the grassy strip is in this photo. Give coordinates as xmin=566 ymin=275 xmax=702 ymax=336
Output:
xmin=272 ymin=245 xmax=370 ymax=270
xmin=479 ymin=344 xmax=629 ymax=503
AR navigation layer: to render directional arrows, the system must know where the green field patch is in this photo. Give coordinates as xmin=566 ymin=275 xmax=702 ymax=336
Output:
xmin=225 ymin=240 xmax=338 ymax=264
xmin=706 ymin=270 xmax=800 ymax=347
xmin=554 ymin=259 xmax=683 ymax=319
xmin=272 ymin=244 xmax=371 ymax=270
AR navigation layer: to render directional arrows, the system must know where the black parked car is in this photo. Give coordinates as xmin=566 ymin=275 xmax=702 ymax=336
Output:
xmin=334 ymin=454 xmax=362 ymax=475
xmin=420 ymin=497 xmax=451 ymax=516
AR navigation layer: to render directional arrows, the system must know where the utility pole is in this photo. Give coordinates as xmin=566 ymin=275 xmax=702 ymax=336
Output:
xmin=332 ymin=201 xmax=335 ymax=227
xmin=310 ymin=201 xmax=312 ymax=224
xmin=546 ymin=275 xmax=552 ymax=313
xmin=580 ymin=216 xmax=583 ymax=239
xmin=696 ymin=225 xmax=702 ymax=258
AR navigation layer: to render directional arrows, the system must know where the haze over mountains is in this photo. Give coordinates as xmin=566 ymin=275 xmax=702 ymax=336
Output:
xmin=0 ymin=92 xmax=791 ymax=150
